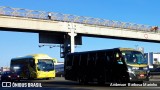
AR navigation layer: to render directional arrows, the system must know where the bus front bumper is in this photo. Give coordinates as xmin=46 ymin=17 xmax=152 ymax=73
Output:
xmin=129 ymin=72 xmax=150 ymax=82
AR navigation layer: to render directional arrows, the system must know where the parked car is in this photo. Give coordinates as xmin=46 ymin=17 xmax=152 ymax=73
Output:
xmin=1 ymin=71 xmax=20 ymax=81
xmin=56 ymin=71 xmax=64 ymax=77
xmin=0 ymin=72 xmax=2 ymax=79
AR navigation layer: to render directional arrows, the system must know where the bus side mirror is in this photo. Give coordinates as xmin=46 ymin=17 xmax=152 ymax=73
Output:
xmin=116 ymin=56 xmax=122 ymax=61
xmin=115 ymin=53 xmax=122 ymax=60
xmin=144 ymin=55 xmax=147 ymax=59
xmin=37 ymin=63 xmax=40 ymax=71
xmin=37 ymin=67 xmax=40 ymax=71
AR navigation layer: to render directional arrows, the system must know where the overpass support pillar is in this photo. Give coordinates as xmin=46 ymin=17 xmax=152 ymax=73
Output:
xmin=60 ymin=23 xmax=77 ymax=58
xmin=68 ymin=23 xmax=77 ymax=53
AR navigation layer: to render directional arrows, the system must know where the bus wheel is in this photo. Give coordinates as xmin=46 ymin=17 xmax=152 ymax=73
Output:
xmin=146 ymin=78 xmax=149 ymax=81
xmin=98 ymin=76 xmax=105 ymax=85
xmin=98 ymin=80 xmax=105 ymax=85
xmin=28 ymin=77 xmax=34 ymax=80
xmin=46 ymin=78 xmax=50 ymax=80
xmin=78 ymin=78 xmax=83 ymax=84
xmin=78 ymin=77 xmax=85 ymax=84
xmin=78 ymin=76 xmax=88 ymax=85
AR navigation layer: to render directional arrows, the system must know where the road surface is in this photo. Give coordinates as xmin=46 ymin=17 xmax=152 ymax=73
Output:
xmin=0 ymin=77 xmax=160 ymax=90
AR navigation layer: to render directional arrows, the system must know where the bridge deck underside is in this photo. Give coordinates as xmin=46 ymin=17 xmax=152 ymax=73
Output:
xmin=0 ymin=15 xmax=160 ymax=43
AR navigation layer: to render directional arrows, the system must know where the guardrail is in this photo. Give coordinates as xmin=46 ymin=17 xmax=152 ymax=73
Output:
xmin=0 ymin=6 xmax=158 ymax=32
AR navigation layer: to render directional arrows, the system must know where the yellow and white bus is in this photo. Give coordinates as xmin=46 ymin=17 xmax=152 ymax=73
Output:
xmin=10 ymin=54 xmax=57 ymax=80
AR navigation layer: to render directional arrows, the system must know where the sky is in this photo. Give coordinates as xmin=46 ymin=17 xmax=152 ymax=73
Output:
xmin=0 ymin=0 xmax=160 ymax=67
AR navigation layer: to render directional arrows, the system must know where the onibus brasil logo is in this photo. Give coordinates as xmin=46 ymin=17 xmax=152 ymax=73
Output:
xmin=2 ymin=82 xmax=42 ymax=87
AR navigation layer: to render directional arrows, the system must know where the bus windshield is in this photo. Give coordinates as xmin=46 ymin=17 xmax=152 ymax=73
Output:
xmin=122 ymin=51 xmax=147 ymax=64
xmin=37 ymin=59 xmax=54 ymax=71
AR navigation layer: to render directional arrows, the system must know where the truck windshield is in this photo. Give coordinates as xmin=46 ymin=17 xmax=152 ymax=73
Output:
xmin=37 ymin=59 xmax=54 ymax=71
xmin=122 ymin=51 xmax=147 ymax=64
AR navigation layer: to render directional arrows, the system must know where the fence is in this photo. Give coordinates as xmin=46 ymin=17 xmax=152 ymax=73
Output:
xmin=0 ymin=6 xmax=158 ymax=32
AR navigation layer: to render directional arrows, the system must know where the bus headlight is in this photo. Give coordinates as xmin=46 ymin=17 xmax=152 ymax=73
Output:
xmin=37 ymin=72 xmax=40 ymax=76
xmin=132 ymin=67 xmax=139 ymax=70
xmin=143 ymin=67 xmax=148 ymax=70
xmin=128 ymin=68 xmax=133 ymax=73
xmin=8 ymin=75 xmax=11 ymax=78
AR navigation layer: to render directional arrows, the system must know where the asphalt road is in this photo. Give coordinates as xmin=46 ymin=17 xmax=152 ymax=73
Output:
xmin=0 ymin=77 xmax=160 ymax=90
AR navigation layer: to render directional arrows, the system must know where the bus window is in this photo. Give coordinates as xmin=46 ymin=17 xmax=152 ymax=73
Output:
xmin=29 ymin=58 xmax=35 ymax=68
xmin=38 ymin=59 xmax=54 ymax=71
xmin=37 ymin=62 xmax=46 ymax=71
xmin=88 ymin=53 xmax=96 ymax=66
xmin=106 ymin=55 xmax=110 ymax=62
xmin=106 ymin=51 xmax=114 ymax=63
xmin=73 ymin=55 xmax=79 ymax=67
xmin=80 ymin=54 xmax=88 ymax=66
xmin=96 ymin=52 xmax=106 ymax=66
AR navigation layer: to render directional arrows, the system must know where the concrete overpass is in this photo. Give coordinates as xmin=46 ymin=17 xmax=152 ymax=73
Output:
xmin=0 ymin=15 xmax=159 ymax=40
xmin=0 ymin=6 xmax=160 ymax=56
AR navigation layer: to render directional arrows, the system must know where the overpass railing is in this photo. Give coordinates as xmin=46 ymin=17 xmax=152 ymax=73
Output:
xmin=0 ymin=6 xmax=158 ymax=33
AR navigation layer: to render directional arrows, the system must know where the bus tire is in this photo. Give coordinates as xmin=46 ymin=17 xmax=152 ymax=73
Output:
xmin=78 ymin=76 xmax=88 ymax=85
xmin=98 ymin=76 xmax=105 ymax=85
xmin=98 ymin=80 xmax=105 ymax=85
xmin=78 ymin=78 xmax=83 ymax=84
xmin=28 ymin=77 xmax=34 ymax=80
xmin=46 ymin=78 xmax=50 ymax=80
xmin=146 ymin=78 xmax=149 ymax=81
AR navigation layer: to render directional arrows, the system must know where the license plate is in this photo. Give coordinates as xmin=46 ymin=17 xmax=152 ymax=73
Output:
xmin=140 ymin=74 xmax=144 ymax=77
xmin=138 ymin=76 xmax=146 ymax=79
